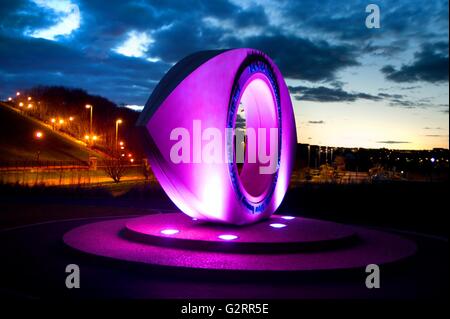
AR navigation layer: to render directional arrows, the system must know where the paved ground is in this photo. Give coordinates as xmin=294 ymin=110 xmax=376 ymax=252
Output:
xmin=0 ymin=182 xmax=447 ymax=299
xmin=0 ymin=214 xmax=447 ymax=299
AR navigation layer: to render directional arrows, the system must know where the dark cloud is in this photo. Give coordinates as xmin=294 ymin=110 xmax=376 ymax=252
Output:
xmin=0 ymin=0 xmax=59 ymax=35
xmin=376 ymin=141 xmax=411 ymax=144
xmin=387 ymin=97 xmax=441 ymax=109
xmin=150 ymin=23 xmax=357 ymax=82
xmin=150 ymin=20 xmax=224 ymax=63
xmin=308 ymin=120 xmax=325 ymax=124
xmin=76 ymin=0 xmax=269 ymax=62
xmin=363 ymin=40 xmax=409 ymax=57
xmin=279 ymin=0 xmax=369 ymax=41
xmin=288 ymin=83 xmax=445 ymax=108
xmin=283 ymin=0 xmax=448 ymax=43
xmin=289 ymin=85 xmax=381 ymax=103
xmin=73 ymin=5 xmax=160 ymax=58
xmin=387 ymin=99 xmax=416 ymax=108
xmin=3 ymin=0 xmax=333 ymax=104
xmin=0 ymin=0 xmax=448 ymax=107
xmin=400 ymin=86 xmax=421 ymax=90
xmin=239 ymin=35 xmax=359 ymax=81
xmin=378 ymin=93 xmax=404 ymax=99
xmin=234 ymin=5 xmax=269 ymax=28
xmin=381 ymin=42 xmax=449 ymax=83
xmin=0 ymin=34 xmax=169 ymax=105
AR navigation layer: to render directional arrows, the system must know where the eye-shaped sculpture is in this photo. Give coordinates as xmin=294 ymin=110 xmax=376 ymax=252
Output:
xmin=137 ymin=48 xmax=296 ymax=225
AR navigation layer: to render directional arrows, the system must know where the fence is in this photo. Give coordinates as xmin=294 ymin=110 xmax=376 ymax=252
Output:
xmin=290 ymin=167 xmax=370 ymax=185
xmin=0 ymin=160 xmax=155 ymax=186
xmin=1 ymin=160 xmax=383 ymax=187
xmin=0 ymin=160 xmax=88 ymax=170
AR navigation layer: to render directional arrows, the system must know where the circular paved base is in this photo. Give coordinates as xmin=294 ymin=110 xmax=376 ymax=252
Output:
xmin=63 ymin=213 xmax=417 ymax=272
xmin=124 ymin=213 xmax=358 ymax=253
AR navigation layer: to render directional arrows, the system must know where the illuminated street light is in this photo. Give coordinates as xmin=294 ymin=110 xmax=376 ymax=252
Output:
xmin=119 ymin=141 xmax=124 ymax=146
xmin=85 ymin=104 xmax=93 ymax=135
xmin=84 ymin=135 xmax=90 ymax=140
xmin=8 ymin=97 xmax=12 ymax=101
xmin=115 ymin=119 xmax=122 ymax=151
xmin=27 ymin=103 xmax=33 ymax=109
xmin=28 ymin=96 xmax=32 ymax=101
xmin=51 ymin=118 xmax=56 ymax=123
xmin=130 ymin=158 xmax=134 ymax=163
xmin=16 ymin=92 xmax=20 ymax=96
xmin=92 ymin=135 xmax=98 ymax=141
xmin=307 ymin=144 xmax=310 ymax=168
xmin=19 ymin=102 xmax=24 ymax=107
xmin=59 ymin=119 xmax=64 ymax=124
xmin=34 ymin=130 xmax=43 ymax=161
xmin=69 ymin=116 xmax=74 ymax=121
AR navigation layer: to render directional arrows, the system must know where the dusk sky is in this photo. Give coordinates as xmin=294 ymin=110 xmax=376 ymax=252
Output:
xmin=0 ymin=0 xmax=448 ymax=150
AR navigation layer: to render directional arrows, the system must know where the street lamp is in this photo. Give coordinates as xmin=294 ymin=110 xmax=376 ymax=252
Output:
xmin=115 ymin=119 xmax=122 ymax=151
xmin=7 ymin=97 xmax=12 ymax=101
xmin=85 ymin=104 xmax=93 ymax=135
xmin=35 ymin=131 xmax=43 ymax=161
xmin=307 ymin=145 xmax=310 ymax=168
xmin=318 ymin=146 xmax=321 ymax=167
xmin=16 ymin=92 xmax=20 ymax=96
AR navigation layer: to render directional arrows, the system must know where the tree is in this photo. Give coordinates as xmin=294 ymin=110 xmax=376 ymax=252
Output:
xmin=103 ymin=159 xmax=126 ymax=183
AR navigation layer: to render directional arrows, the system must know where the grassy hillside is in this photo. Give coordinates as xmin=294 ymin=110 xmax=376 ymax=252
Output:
xmin=0 ymin=104 xmax=94 ymax=162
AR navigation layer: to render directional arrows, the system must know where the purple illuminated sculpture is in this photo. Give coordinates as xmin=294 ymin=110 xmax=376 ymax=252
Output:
xmin=137 ymin=49 xmax=296 ymax=225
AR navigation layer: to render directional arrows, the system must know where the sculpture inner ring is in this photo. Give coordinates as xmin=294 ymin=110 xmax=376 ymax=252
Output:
xmin=227 ymin=60 xmax=282 ymax=214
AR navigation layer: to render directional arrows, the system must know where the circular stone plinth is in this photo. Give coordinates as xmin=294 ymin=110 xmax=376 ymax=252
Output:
xmin=123 ymin=213 xmax=358 ymax=253
xmin=63 ymin=213 xmax=417 ymax=272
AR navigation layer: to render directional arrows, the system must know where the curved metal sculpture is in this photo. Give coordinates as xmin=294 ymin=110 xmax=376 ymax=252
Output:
xmin=137 ymin=48 xmax=296 ymax=225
